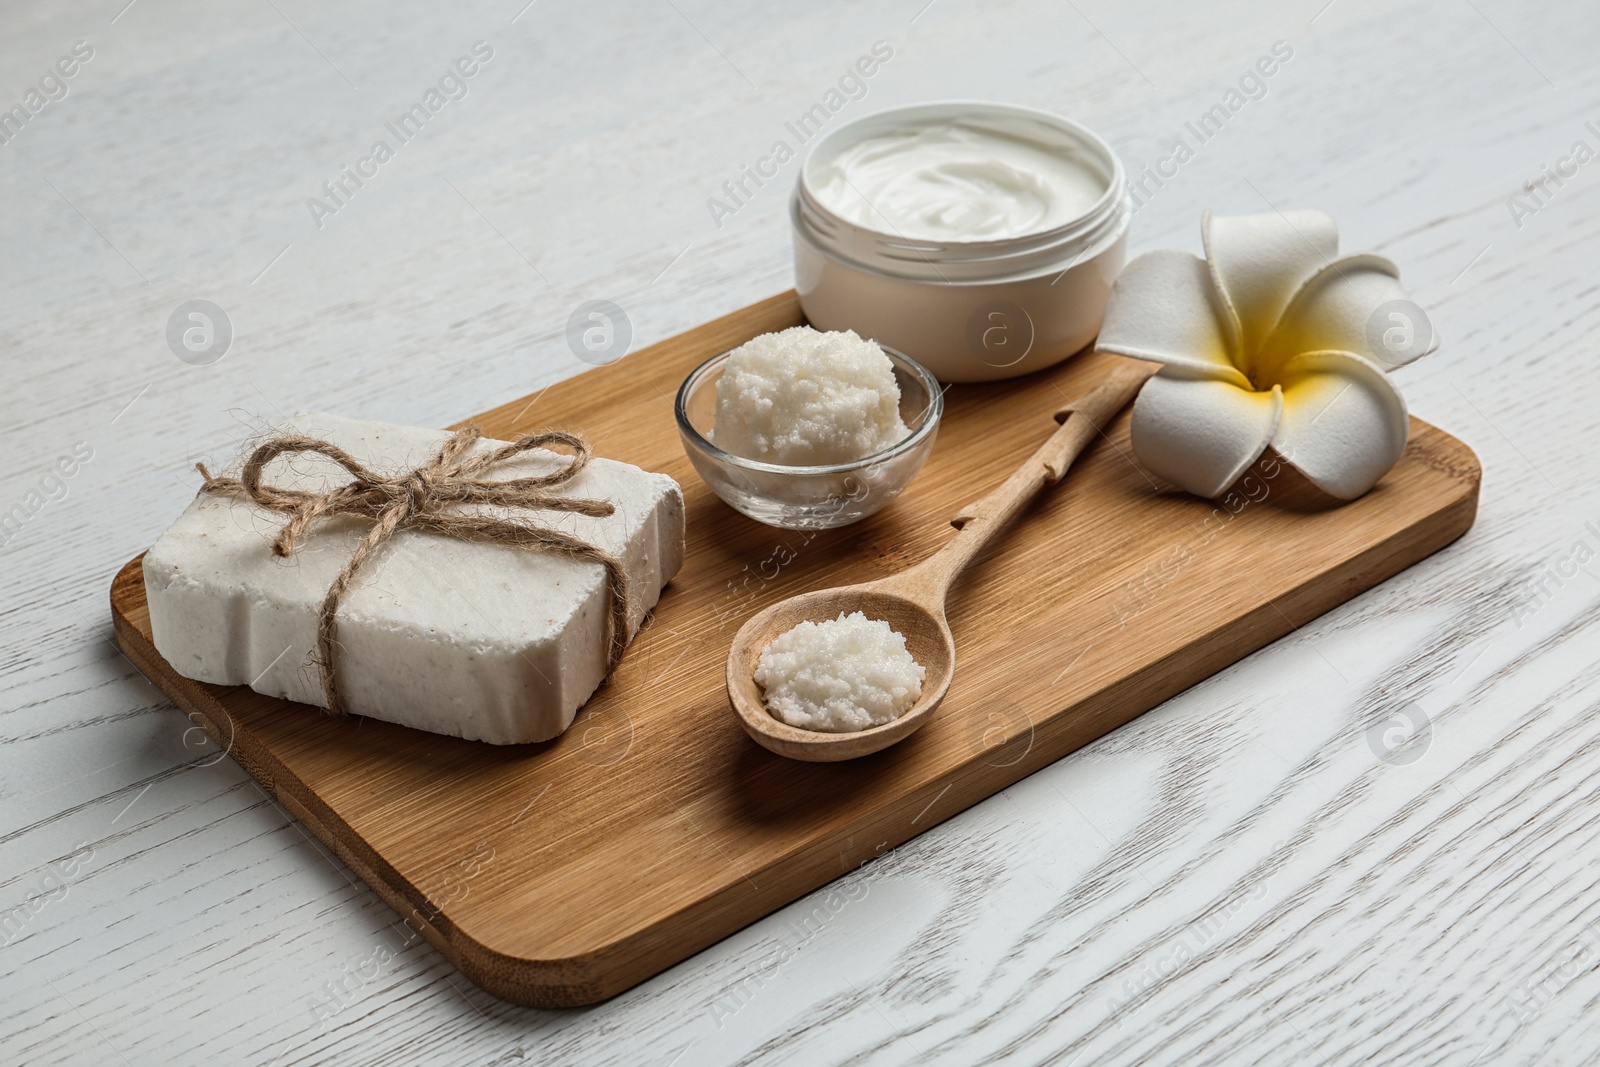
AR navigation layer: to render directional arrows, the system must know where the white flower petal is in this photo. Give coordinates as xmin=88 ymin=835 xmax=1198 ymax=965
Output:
xmin=1271 ymin=350 xmax=1409 ymax=500
xmin=1265 ymin=254 xmax=1435 ymax=371
xmin=1131 ymin=370 xmax=1284 ymax=498
xmin=1096 ymin=250 xmax=1250 ymax=388
xmin=1202 ymin=209 xmax=1339 ymax=366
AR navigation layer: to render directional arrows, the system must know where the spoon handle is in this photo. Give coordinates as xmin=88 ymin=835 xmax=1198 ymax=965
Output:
xmin=902 ymin=357 xmax=1158 ymax=603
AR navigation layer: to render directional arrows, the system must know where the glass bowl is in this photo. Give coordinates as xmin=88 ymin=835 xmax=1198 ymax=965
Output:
xmin=674 ymin=345 xmax=943 ymax=529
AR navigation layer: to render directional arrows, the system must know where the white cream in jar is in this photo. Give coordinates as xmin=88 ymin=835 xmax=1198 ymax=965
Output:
xmin=811 ymin=121 xmax=1108 ymax=242
xmin=792 ymin=102 xmax=1130 ymax=383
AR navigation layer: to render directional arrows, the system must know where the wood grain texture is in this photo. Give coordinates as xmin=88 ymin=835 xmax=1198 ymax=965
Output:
xmin=110 ymin=291 xmax=1478 ymax=1006
xmin=6 ymin=0 xmax=1600 ymax=1061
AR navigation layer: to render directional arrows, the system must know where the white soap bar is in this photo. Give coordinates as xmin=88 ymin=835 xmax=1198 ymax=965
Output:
xmin=142 ymin=413 xmax=684 ymax=745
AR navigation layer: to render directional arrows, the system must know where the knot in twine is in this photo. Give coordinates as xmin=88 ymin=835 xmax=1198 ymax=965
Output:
xmin=198 ymin=427 xmax=630 ymax=716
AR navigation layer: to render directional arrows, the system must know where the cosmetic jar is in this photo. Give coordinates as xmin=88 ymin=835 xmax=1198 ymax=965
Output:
xmin=792 ymin=101 xmax=1130 ymax=382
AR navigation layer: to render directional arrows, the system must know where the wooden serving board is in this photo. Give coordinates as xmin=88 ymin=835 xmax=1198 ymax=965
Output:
xmin=110 ymin=291 xmax=1481 ymax=1007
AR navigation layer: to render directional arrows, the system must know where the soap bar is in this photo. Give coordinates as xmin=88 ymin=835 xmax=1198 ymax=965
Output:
xmin=142 ymin=413 xmax=684 ymax=745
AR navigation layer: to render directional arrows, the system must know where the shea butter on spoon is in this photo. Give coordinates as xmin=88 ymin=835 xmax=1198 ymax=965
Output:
xmin=755 ymin=611 xmax=925 ymax=733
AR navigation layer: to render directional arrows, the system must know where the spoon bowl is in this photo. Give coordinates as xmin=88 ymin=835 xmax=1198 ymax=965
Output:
xmin=727 ymin=585 xmax=956 ymax=762
xmin=725 ymin=358 xmax=1157 ymax=761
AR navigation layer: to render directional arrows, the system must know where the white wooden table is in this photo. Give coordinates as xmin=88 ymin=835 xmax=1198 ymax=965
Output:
xmin=4 ymin=0 xmax=1598 ymax=1062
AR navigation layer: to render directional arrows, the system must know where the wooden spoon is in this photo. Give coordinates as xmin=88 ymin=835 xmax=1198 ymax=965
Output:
xmin=727 ymin=357 xmax=1158 ymax=761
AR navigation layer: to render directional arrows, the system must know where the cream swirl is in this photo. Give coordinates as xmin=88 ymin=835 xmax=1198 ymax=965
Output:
xmin=812 ymin=120 xmax=1106 ymax=242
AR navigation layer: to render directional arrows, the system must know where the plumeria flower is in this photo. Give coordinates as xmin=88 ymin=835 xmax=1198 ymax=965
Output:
xmin=1096 ymin=209 xmax=1437 ymax=500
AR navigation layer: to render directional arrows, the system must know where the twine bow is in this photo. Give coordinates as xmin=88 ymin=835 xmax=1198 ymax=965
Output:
xmin=197 ymin=427 xmax=630 ymax=716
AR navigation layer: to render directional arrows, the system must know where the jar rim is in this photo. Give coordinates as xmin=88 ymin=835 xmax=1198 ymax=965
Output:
xmin=794 ymin=100 xmax=1128 ymax=275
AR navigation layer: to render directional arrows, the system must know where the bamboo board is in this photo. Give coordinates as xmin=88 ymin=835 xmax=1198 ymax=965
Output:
xmin=109 ymin=291 xmax=1481 ymax=1007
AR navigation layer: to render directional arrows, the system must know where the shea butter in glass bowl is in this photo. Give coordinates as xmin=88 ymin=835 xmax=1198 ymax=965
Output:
xmin=675 ymin=343 xmax=942 ymax=530
xmin=792 ymin=100 xmax=1130 ymax=383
